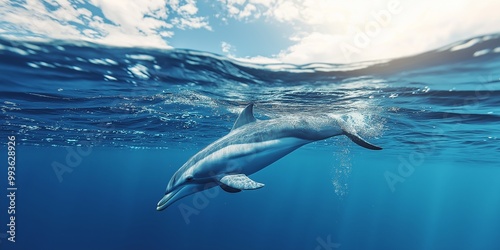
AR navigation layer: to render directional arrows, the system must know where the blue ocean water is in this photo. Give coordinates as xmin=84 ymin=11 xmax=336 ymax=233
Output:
xmin=0 ymin=34 xmax=500 ymax=250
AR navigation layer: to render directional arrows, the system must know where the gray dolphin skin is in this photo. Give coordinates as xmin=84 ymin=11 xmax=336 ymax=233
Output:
xmin=157 ymin=104 xmax=382 ymax=211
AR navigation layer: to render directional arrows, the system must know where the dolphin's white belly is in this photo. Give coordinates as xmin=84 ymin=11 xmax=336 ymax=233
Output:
xmin=195 ymin=137 xmax=309 ymax=176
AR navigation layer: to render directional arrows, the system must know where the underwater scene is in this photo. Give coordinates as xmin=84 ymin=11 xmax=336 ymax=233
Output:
xmin=1 ymin=32 xmax=500 ymax=250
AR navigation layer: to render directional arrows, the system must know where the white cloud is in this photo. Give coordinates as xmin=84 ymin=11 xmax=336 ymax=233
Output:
xmin=172 ymin=0 xmax=211 ymax=30
xmin=271 ymin=1 xmax=300 ymax=23
xmin=2 ymin=0 xmax=500 ymax=64
xmin=239 ymin=4 xmax=258 ymax=19
xmin=171 ymin=16 xmax=211 ymax=30
xmin=220 ymin=0 xmax=263 ymax=20
xmin=0 ymin=0 xmax=210 ymax=48
xmin=219 ymin=0 xmax=500 ymax=64
xmin=248 ymin=0 xmax=274 ymax=8
xmin=277 ymin=32 xmax=347 ymax=64
xmin=90 ymin=0 xmax=169 ymax=33
xmin=221 ymin=41 xmax=233 ymax=54
xmin=177 ymin=0 xmax=198 ymax=15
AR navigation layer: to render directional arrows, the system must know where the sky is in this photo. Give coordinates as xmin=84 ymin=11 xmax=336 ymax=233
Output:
xmin=0 ymin=0 xmax=499 ymax=64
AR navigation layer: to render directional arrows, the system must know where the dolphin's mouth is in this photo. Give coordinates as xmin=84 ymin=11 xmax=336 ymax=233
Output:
xmin=157 ymin=185 xmax=199 ymax=211
xmin=156 ymin=188 xmax=180 ymax=211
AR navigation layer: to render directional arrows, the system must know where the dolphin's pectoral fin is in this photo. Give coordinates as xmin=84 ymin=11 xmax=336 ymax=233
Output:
xmin=232 ymin=103 xmax=257 ymax=131
xmin=345 ymin=132 xmax=382 ymax=150
xmin=220 ymin=184 xmax=242 ymax=193
xmin=219 ymin=174 xmax=265 ymax=190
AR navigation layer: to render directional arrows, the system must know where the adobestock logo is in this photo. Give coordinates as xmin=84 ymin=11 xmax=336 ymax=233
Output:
xmin=177 ymin=185 xmax=220 ymax=225
xmin=314 ymin=234 xmax=341 ymax=250
xmin=340 ymin=0 xmax=402 ymax=62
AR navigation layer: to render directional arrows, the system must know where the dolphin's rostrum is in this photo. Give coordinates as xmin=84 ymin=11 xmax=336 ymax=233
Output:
xmin=157 ymin=104 xmax=381 ymax=211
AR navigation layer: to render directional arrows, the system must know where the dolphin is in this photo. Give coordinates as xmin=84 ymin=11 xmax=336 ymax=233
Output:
xmin=157 ymin=104 xmax=381 ymax=211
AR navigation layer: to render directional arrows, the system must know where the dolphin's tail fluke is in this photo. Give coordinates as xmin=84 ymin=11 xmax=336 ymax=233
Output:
xmin=344 ymin=131 xmax=382 ymax=150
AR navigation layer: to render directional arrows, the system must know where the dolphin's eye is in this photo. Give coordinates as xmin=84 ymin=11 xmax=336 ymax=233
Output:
xmin=186 ymin=176 xmax=193 ymax=181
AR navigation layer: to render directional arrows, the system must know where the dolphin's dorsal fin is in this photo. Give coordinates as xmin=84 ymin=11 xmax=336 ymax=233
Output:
xmin=219 ymin=174 xmax=264 ymax=190
xmin=232 ymin=104 xmax=256 ymax=131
